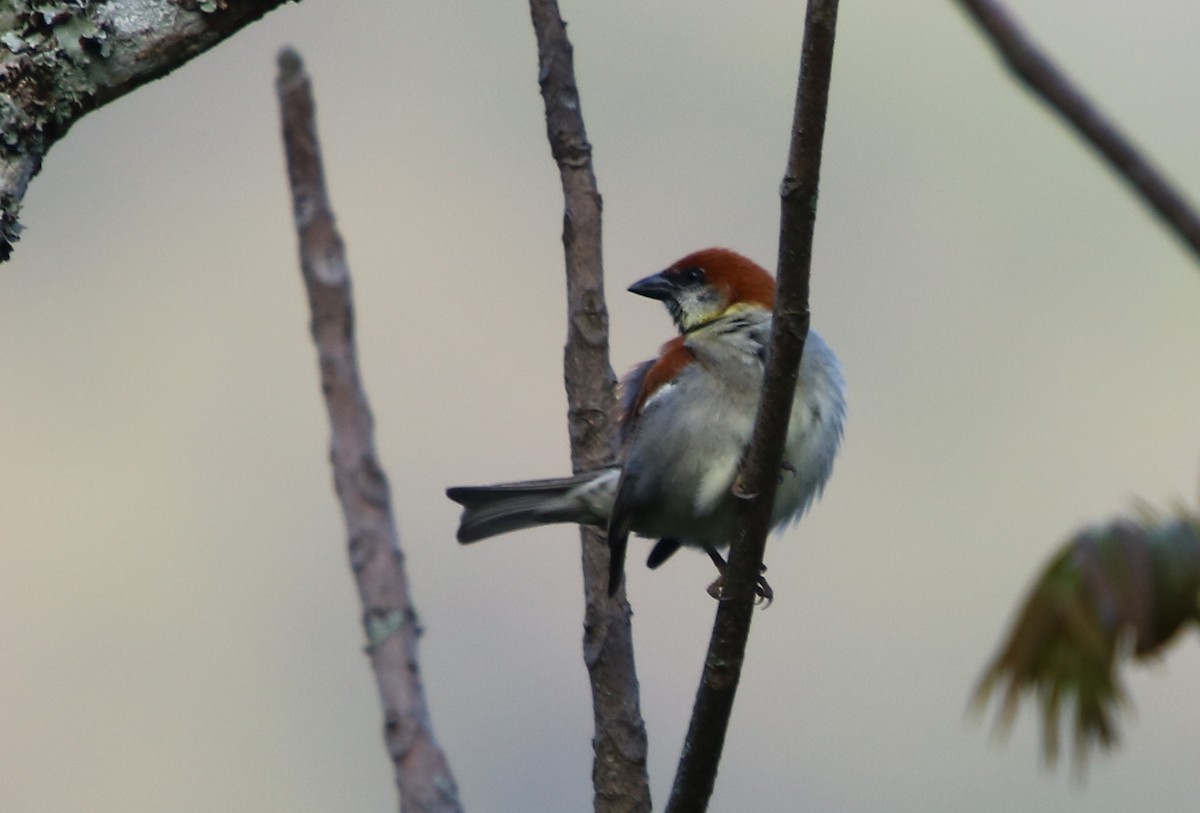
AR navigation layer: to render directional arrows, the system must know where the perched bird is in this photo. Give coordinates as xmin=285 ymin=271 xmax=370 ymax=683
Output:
xmin=446 ymin=248 xmax=845 ymax=600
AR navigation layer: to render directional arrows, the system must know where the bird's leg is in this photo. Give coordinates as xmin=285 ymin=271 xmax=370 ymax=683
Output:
xmin=704 ymin=546 xmax=728 ymax=595
xmin=703 ymin=546 xmax=773 ymax=607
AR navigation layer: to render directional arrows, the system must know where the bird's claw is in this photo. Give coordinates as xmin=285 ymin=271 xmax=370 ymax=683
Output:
xmin=705 ymin=568 xmax=774 ymax=608
xmin=755 ymin=574 xmax=774 ymax=607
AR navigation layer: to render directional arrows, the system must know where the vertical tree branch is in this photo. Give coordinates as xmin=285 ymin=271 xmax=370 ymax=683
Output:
xmin=527 ymin=3 xmax=652 ymax=812
xmin=953 ymin=0 xmax=1200 ymax=264
xmin=275 ymin=49 xmax=462 ymax=813
xmin=664 ymin=2 xmax=839 ymax=811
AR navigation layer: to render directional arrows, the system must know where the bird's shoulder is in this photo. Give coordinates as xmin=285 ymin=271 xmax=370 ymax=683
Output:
xmin=618 ymin=336 xmax=696 ymax=435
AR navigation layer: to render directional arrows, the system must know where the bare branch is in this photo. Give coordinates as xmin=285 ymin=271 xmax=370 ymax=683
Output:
xmin=953 ymin=0 xmax=1200 ymax=263
xmin=275 ymin=49 xmax=462 ymax=813
xmin=527 ymin=2 xmax=652 ymax=811
xmin=0 ymin=0 xmax=297 ymax=261
xmin=664 ymin=2 xmax=840 ymax=811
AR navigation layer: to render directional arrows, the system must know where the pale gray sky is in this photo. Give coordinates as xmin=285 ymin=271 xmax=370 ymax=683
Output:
xmin=3 ymin=1 xmax=1200 ymax=811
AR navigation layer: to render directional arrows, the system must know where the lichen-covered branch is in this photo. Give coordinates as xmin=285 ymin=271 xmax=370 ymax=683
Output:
xmin=664 ymin=2 xmax=839 ymax=811
xmin=527 ymin=2 xmax=652 ymax=811
xmin=276 ymin=49 xmax=462 ymax=813
xmin=0 ymin=0 xmax=296 ymax=261
xmin=953 ymin=0 xmax=1200 ymax=264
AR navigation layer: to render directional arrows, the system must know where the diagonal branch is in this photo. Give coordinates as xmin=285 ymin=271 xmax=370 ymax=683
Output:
xmin=0 ymin=0 xmax=298 ymax=261
xmin=276 ymin=49 xmax=462 ymax=813
xmin=664 ymin=2 xmax=840 ymax=811
xmin=527 ymin=2 xmax=652 ymax=811
xmin=953 ymin=0 xmax=1200 ymax=263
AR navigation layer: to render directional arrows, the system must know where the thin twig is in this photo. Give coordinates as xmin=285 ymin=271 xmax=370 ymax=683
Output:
xmin=663 ymin=2 xmax=840 ymax=811
xmin=954 ymin=0 xmax=1200 ymax=263
xmin=527 ymin=2 xmax=653 ymax=812
xmin=275 ymin=49 xmax=462 ymax=813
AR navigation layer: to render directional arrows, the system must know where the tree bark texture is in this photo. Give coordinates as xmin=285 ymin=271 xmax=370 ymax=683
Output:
xmin=528 ymin=2 xmax=653 ymax=812
xmin=0 ymin=0 xmax=296 ymax=261
xmin=276 ymin=48 xmax=462 ymax=813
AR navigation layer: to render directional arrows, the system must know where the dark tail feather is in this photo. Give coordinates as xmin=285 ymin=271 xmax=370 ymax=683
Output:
xmin=646 ymin=537 xmax=682 ymax=569
xmin=446 ymin=473 xmax=601 ymax=543
xmin=606 ymin=515 xmax=633 ymax=596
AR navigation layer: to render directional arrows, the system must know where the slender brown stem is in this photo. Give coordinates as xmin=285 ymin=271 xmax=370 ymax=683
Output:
xmin=276 ymin=49 xmax=462 ymax=813
xmin=954 ymin=0 xmax=1200 ymax=263
xmin=527 ymin=3 xmax=653 ymax=812
xmin=664 ymin=2 xmax=839 ymax=811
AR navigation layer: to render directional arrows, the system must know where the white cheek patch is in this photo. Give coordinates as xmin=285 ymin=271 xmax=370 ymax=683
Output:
xmin=678 ymin=290 xmax=724 ymax=331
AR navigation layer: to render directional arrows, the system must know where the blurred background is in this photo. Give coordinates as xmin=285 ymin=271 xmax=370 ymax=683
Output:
xmin=3 ymin=1 xmax=1200 ymax=810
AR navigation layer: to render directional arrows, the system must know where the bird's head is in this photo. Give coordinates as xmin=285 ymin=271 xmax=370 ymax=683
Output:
xmin=628 ymin=247 xmax=776 ymax=333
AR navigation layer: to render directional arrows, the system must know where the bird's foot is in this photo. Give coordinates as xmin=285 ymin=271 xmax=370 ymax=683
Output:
xmin=755 ymin=572 xmax=774 ymax=606
xmin=705 ymin=566 xmax=774 ymax=608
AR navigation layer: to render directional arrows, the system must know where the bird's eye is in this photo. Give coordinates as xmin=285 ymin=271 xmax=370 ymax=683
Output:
xmin=677 ymin=266 xmax=706 ymax=285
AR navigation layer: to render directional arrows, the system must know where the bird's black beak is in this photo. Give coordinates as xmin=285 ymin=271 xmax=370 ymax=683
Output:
xmin=627 ymin=272 xmax=675 ymax=301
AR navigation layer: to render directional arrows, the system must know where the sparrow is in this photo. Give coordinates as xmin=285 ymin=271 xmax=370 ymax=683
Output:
xmin=446 ymin=247 xmax=845 ymax=601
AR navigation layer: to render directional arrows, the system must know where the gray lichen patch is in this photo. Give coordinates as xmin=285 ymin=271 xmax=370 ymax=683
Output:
xmin=96 ymin=0 xmax=175 ymax=37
